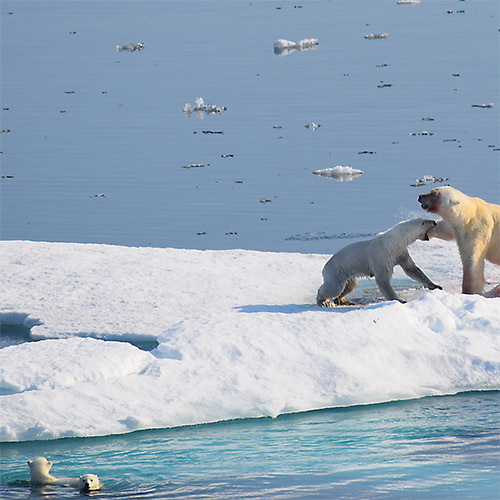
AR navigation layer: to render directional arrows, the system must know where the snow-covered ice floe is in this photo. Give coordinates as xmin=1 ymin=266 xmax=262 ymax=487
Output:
xmin=274 ymin=38 xmax=318 ymax=56
xmin=0 ymin=240 xmax=499 ymax=442
xmin=313 ymin=166 xmax=363 ymax=181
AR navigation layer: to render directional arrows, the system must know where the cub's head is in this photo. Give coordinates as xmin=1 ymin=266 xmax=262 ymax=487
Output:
xmin=79 ymin=473 xmax=101 ymax=491
xmin=418 ymin=186 xmax=460 ymax=215
xmin=415 ymin=218 xmax=437 ymax=240
xmin=27 ymin=457 xmax=53 ymax=481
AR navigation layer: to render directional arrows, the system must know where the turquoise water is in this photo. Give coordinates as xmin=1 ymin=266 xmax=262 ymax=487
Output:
xmin=1 ymin=392 xmax=499 ymax=499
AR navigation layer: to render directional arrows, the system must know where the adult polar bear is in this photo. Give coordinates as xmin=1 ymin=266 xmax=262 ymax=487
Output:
xmin=317 ymin=218 xmax=441 ymax=306
xmin=418 ymin=186 xmax=500 ymax=295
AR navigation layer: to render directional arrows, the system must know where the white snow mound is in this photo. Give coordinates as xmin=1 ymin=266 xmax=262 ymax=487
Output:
xmin=0 ymin=240 xmax=498 ymax=442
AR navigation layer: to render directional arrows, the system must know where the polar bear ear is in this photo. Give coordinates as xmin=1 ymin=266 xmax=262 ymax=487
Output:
xmin=27 ymin=460 xmax=32 ymax=466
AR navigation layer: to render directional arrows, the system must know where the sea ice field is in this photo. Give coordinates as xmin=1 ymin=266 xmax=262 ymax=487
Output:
xmin=1 ymin=0 xmax=499 ymax=498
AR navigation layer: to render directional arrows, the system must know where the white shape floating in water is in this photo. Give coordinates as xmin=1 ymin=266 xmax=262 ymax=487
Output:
xmin=274 ymin=38 xmax=319 ymax=56
xmin=183 ymin=97 xmax=227 ymax=119
xmin=116 ymin=42 xmax=145 ymax=52
xmin=364 ymin=33 xmax=389 ymax=40
xmin=397 ymin=0 xmax=421 ymax=5
xmin=313 ymin=166 xmax=364 ymax=181
xmin=410 ymin=175 xmax=449 ymax=187
xmin=0 ymin=240 xmax=499 ymax=442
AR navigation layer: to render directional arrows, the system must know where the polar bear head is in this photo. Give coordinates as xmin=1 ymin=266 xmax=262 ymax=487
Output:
xmin=27 ymin=457 xmax=55 ymax=484
xmin=397 ymin=218 xmax=437 ymax=241
xmin=79 ymin=473 xmax=101 ymax=491
xmin=418 ymin=186 xmax=461 ymax=215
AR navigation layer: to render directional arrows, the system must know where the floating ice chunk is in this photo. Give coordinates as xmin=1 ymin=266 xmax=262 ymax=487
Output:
xmin=410 ymin=175 xmax=449 ymax=187
xmin=116 ymin=42 xmax=145 ymax=52
xmin=397 ymin=0 xmax=421 ymax=4
xmin=410 ymin=130 xmax=434 ymax=136
xmin=274 ymin=39 xmax=296 ymax=49
xmin=274 ymin=38 xmax=318 ymax=56
xmin=296 ymin=38 xmax=319 ymax=49
xmin=305 ymin=122 xmax=321 ymax=130
xmin=183 ymin=97 xmax=227 ymax=119
xmin=471 ymin=103 xmax=494 ymax=108
xmin=364 ymin=33 xmax=389 ymax=40
xmin=182 ymin=163 xmax=204 ymax=169
xmin=313 ymin=166 xmax=363 ymax=181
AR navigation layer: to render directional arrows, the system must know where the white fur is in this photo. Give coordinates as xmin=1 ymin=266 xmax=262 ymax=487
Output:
xmin=420 ymin=186 xmax=500 ymax=295
xmin=79 ymin=473 xmax=101 ymax=491
xmin=27 ymin=457 xmax=100 ymax=490
xmin=317 ymin=219 xmax=441 ymax=305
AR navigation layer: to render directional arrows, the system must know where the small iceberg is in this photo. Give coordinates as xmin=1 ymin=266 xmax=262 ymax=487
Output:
xmin=116 ymin=42 xmax=145 ymax=52
xmin=183 ymin=97 xmax=227 ymax=119
xmin=364 ymin=33 xmax=388 ymax=40
xmin=410 ymin=175 xmax=449 ymax=187
xmin=313 ymin=166 xmax=363 ymax=181
xmin=274 ymin=38 xmax=319 ymax=56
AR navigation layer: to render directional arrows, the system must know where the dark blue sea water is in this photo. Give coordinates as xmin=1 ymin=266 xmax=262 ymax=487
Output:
xmin=1 ymin=1 xmax=499 ymax=498
xmin=1 ymin=392 xmax=499 ymax=499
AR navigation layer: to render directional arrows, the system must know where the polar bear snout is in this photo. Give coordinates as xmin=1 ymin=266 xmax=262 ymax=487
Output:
xmin=418 ymin=219 xmax=436 ymax=240
xmin=79 ymin=473 xmax=101 ymax=491
xmin=418 ymin=190 xmax=439 ymax=212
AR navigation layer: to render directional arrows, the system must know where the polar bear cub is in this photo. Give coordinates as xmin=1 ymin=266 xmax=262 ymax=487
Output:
xmin=28 ymin=456 xmax=101 ymax=491
xmin=317 ymin=218 xmax=441 ymax=306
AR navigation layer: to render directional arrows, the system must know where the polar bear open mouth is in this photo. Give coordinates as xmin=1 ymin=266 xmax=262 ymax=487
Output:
xmin=418 ymin=191 xmax=438 ymax=212
xmin=422 ymin=220 xmax=437 ymax=240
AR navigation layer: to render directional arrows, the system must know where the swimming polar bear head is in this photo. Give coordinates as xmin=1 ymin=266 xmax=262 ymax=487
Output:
xmin=79 ymin=473 xmax=101 ymax=491
xmin=27 ymin=457 xmax=55 ymax=484
xmin=418 ymin=186 xmax=461 ymax=215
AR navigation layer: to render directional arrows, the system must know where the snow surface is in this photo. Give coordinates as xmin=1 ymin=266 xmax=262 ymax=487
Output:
xmin=1 ymin=240 xmax=499 ymax=442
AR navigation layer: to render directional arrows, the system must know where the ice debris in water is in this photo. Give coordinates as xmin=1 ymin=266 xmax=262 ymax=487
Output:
xmin=397 ymin=0 xmax=421 ymax=4
xmin=182 ymin=163 xmax=204 ymax=169
xmin=117 ymin=42 xmax=145 ymax=52
xmin=410 ymin=175 xmax=449 ymax=187
xmin=183 ymin=97 xmax=227 ymax=119
xmin=313 ymin=166 xmax=363 ymax=181
xmin=274 ymin=38 xmax=319 ymax=56
xmin=471 ymin=103 xmax=494 ymax=108
xmin=364 ymin=33 xmax=389 ymax=40
xmin=305 ymin=123 xmax=321 ymax=130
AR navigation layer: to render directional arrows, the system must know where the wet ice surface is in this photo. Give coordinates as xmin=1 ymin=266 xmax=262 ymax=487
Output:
xmin=1 ymin=0 xmax=498 ymax=254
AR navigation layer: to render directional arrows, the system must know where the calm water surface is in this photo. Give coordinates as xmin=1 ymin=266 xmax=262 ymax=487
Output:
xmin=1 ymin=392 xmax=499 ymax=499
xmin=1 ymin=0 xmax=498 ymax=253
